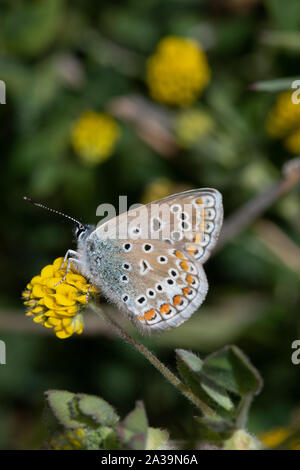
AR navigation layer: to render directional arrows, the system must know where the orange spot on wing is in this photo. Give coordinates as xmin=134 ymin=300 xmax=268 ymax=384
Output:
xmin=173 ymin=295 xmax=182 ymax=306
xmin=144 ymin=309 xmax=156 ymax=321
xmin=138 ymin=315 xmax=145 ymax=322
xmin=187 ymin=245 xmax=196 ymax=254
xmin=196 ymin=197 xmax=203 ymax=204
xmin=160 ymin=303 xmax=171 ymax=314
xmin=186 ymin=274 xmax=193 ymax=285
xmin=175 ymin=250 xmax=185 ymax=259
xmin=180 ymin=260 xmax=189 ymax=271
xmin=182 ymin=287 xmax=191 ymax=296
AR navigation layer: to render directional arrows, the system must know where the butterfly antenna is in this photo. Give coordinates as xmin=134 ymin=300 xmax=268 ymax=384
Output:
xmin=23 ymin=196 xmax=86 ymax=228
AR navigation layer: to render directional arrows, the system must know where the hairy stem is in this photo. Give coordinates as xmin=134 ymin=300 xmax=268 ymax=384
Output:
xmin=90 ymin=301 xmax=218 ymax=418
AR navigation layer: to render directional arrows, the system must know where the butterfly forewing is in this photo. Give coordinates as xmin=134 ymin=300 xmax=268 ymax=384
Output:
xmin=87 ymin=188 xmax=223 ymax=332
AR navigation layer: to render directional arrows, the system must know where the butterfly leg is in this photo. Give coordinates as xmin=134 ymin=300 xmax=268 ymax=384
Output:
xmin=85 ymin=283 xmax=95 ymax=304
xmin=54 ymin=257 xmax=84 ymax=286
xmin=59 ymin=250 xmax=80 ymax=270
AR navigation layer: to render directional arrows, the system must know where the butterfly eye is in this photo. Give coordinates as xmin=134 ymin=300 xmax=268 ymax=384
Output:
xmin=75 ymin=225 xmax=87 ymax=239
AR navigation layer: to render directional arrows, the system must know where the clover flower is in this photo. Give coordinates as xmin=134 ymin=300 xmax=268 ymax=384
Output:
xmin=266 ymin=91 xmax=300 ymax=153
xmin=23 ymin=257 xmax=98 ymax=339
xmin=71 ymin=111 xmax=120 ymax=164
xmin=175 ymin=109 xmax=215 ymax=147
xmin=146 ymin=36 xmax=211 ymax=107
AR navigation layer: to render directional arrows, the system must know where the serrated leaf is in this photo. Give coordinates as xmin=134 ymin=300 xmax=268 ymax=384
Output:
xmin=78 ymin=394 xmax=119 ymax=428
xmin=118 ymin=401 xmax=148 ymax=450
xmin=202 ymin=345 xmax=263 ymax=397
xmin=45 ymin=390 xmax=82 ymax=429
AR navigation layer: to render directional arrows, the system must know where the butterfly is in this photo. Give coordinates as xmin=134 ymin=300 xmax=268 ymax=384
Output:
xmin=25 ymin=188 xmax=223 ymax=333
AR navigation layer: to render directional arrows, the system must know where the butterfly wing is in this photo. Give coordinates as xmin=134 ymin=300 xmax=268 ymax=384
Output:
xmin=95 ymin=188 xmax=223 ymax=264
xmin=86 ymin=188 xmax=223 ymax=332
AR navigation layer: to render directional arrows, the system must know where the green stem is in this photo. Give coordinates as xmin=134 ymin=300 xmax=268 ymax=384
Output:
xmin=90 ymin=301 xmax=217 ymax=418
xmin=235 ymin=393 xmax=253 ymax=429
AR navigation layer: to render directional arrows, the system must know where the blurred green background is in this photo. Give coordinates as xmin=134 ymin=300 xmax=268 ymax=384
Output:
xmin=0 ymin=0 xmax=300 ymax=449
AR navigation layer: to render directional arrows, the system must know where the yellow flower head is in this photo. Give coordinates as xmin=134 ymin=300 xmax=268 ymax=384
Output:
xmin=266 ymin=91 xmax=300 ymax=154
xmin=71 ymin=111 xmax=120 ymax=164
xmin=22 ymin=257 xmax=98 ymax=339
xmin=175 ymin=109 xmax=215 ymax=147
xmin=146 ymin=36 xmax=211 ymax=107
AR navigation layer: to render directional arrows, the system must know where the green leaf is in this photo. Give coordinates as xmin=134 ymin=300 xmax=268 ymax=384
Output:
xmin=77 ymin=394 xmax=119 ymax=428
xmin=176 ymin=349 xmax=235 ymax=413
xmin=45 ymin=390 xmax=82 ymax=429
xmin=118 ymin=401 xmax=148 ymax=450
xmin=202 ymin=345 xmax=263 ymax=397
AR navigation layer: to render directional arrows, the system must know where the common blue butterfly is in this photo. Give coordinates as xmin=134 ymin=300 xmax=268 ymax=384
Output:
xmin=25 ymin=188 xmax=223 ymax=332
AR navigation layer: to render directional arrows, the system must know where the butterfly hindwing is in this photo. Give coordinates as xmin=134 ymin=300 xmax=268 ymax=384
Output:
xmin=97 ymin=238 xmax=208 ymax=331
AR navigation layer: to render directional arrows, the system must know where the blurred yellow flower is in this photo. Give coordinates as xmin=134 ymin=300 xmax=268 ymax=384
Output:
xmin=175 ymin=109 xmax=214 ymax=147
xmin=146 ymin=36 xmax=211 ymax=107
xmin=266 ymin=91 xmax=300 ymax=153
xmin=71 ymin=111 xmax=120 ymax=164
xmin=141 ymin=178 xmax=192 ymax=205
xmin=50 ymin=428 xmax=87 ymax=450
xmin=23 ymin=257 xmax=98 ymax=339
xmin=260 ymin=426 xmax=300 ymax=450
